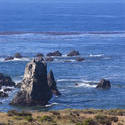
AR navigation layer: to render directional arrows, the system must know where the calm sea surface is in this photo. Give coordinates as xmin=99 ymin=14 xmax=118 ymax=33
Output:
xmin=0 ymin=0 xmax=125 ymax=111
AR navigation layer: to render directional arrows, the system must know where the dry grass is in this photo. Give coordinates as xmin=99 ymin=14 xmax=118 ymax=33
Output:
xmin=0 ymin=109 xmax=125 ymax=125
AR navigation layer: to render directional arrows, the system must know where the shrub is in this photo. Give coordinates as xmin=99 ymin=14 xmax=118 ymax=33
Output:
xmin=8 ymin=110 xmax=18 ymax=116
xmin=82 ymin=118 xmax=97 ymax=125
xmin=95 ymin=115 xmax=111 ymax=125
xmin=40 ymin=115 xmax=53 ymax=122
xmin=24 ymin=116 xmax=33 ymax=122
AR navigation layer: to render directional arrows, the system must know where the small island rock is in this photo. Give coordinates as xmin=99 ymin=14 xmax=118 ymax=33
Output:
xmin=96 ymin=79 xmax=111 ymax=89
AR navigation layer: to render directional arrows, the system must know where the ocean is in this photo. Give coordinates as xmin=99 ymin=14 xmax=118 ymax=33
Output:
xmin=0 ymin=0 xmax=125 ymax=111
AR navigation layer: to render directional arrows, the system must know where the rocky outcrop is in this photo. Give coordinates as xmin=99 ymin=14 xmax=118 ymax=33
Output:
xmin=14 ymin=53 xmax=22 ymax=58
xmin=11 ymin=58 xmax=53 ymax=106
xmin=5 ymin=56 xmax=14 ymax=61
xmin=96 ymin=79 xmax=111 ymax=89
xmin=47 ymin=51 xmax=62 ymax=57
xmin=0 ymin=73 xmax=15 ymax=87
xmin=47 ymin=70 xmax=61 ymax=96
xmin=67 ymin=50 xmax=80 ymax=56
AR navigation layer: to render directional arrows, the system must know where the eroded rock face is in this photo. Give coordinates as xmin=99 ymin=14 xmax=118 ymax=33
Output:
xmin=11 ymin=59 xmax=52 ymax=106
xmin=96 ymin=79 xmax=111 ymax=89
xmin=47 ymin=70 xmax=61 ymax=96
xmin=67 ymin=50 xmax=80 ymax=56
xmin=0 ymin=73 xmax=15 ymax=87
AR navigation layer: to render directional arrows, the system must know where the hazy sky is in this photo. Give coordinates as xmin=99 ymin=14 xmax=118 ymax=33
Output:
xmin=0 ymin=0 xmax=125 ymax=3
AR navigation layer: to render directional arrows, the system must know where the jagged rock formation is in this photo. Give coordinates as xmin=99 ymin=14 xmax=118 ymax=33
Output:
xmin=47 ymin=70 xmax=61 ymax=96
xmin=11 ymin=58 xmax=60 ymax=106
xmin=11 ymin=59 xmax=52 ymax=106
xmin=96 ymin=79 xmax=111 ymax=89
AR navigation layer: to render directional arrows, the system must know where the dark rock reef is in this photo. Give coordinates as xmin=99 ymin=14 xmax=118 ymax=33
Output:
xmin=67 ymin=50 xmax=80 ymax=56
xmin=11 ymin=58 xmax=60 ymax=106
xmin=96 ymin=79 xmax=111 ymax=89
xmin=47 ymin=51 xmax=62 ymax=57
xmin=47 ymin=70 xmax=61 ymax=96
xmin=0 ymin=73 xmax=15 ymax=87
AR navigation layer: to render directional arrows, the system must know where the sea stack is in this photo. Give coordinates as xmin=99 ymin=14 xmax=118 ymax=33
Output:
xmin=47 ymin=70 xmax=61 ymax=96
xmin=11 ymin=58 xmax=53 ymax=106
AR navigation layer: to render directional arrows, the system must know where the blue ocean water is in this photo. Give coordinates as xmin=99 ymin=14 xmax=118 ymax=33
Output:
xmin=0 ymin=0 xmax=125 ymax=111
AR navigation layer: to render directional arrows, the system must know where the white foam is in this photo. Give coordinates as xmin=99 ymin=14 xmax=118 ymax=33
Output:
xmin=3 ymin=57 xmax=31 ymax=62
xmin=75 ymin=82 xmax=96 ymax=88
xmin=0 ymin=58 xmax=4 ymax=62
xmin=45 ymin=102 xmax=58 ymax=107
xmin=57 ymin=79 xmax=80 ymax=82
xmin=89 ymin=54 xmax=104 ymax=57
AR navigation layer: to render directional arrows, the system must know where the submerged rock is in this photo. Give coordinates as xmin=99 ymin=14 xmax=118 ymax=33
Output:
xmin=15 ymin=82 xmax=22 ymax=88
xmin=47 ymin=70 xmax=61 ymax=96
xmin=67 ymin=50 xmax=80 ymax=56
xmin=0 ymin=91 xmax=8 ymax=98
xmin=0 ymin=73 xmax=15 ymax=87
xmin=96 ymin=79 xmax=111 ymax=89
xmin=11 ymin=58 xmax=52 ymax=106
xmin=14 ymin=53 xmax=22 ymax=58
xmin=47 ymin=51 xmax=62 ymax=57
xmin=45 ymin=57 xmax=54 ymax=62
xmin=36 ymin=53 xmax=44 ymax=58
xmin=4 ymin=56 xmax=14 ymax=61
xmin=75 ymin=57 xmax=85 ymax=62
xmin=4 ymin=88 xmax=13 ymax=92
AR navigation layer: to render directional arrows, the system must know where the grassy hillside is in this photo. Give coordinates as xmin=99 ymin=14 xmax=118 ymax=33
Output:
xmin=0 ymin=109 xmax=125 ymax=125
